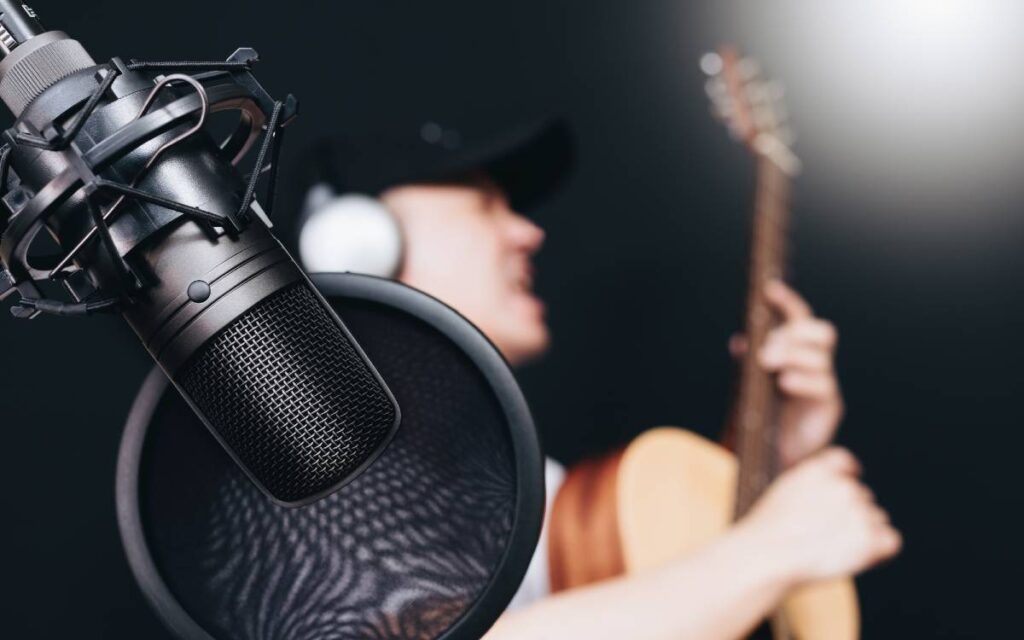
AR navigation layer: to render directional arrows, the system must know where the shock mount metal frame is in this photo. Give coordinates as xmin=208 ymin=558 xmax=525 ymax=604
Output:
xmin=0 ymin=47 xmax=298 ymax=318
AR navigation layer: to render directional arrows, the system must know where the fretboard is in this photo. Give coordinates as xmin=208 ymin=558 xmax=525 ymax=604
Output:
xmin=732 ymin=155 xmax=792 ymax=518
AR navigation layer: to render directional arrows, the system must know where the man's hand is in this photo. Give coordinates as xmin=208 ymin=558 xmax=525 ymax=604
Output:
xmin=737 ymin=447 xmax=901 ymax=586
xmin=730 ymin=280 xmax=843 ymax=466
xmin=487 ymin=448 xmax=899 ymax=640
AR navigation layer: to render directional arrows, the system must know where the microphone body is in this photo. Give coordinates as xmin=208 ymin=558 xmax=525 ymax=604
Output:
xmin=0 ymin=3 xmax=400 ymax=506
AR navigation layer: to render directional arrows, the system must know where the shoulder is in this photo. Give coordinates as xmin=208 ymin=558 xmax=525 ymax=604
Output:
xmin=544 ymin=458 xmax=566 ymax=496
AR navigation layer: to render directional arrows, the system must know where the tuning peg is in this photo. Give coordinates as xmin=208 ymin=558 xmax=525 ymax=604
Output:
xmin=751 ymin=104 xmax=774 ymax=132
xmin=738 ymin=57 xmax=761 ymax=81
xmin=705 ymin=79 xmax=731 ymax=114
xmin=744 ymin=81 xmax=768 ymax=105
xmin=764 ymin=83 xmax=787 ymax=115
xmin=705 ymin=77 xmax=728 ymax=100
xmin=699 ymin=52 xmax=723 ymax=76
xmin=766 ymin=81 xmax=785 ymax=102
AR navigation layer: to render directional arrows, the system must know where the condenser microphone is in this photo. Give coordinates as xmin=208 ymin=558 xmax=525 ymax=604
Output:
xmin=0 ymin=2 xmax=400 ymax=506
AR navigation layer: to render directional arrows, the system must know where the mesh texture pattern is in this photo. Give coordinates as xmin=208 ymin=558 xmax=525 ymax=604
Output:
xmin=176 ymin=283 xmax=397 ymax=504
xmin=141 ymin=295 xmax=519 ymax=639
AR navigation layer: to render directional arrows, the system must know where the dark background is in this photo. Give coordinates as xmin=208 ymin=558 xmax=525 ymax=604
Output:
xmin=3 ymin=1 xmax=1022 ymax=638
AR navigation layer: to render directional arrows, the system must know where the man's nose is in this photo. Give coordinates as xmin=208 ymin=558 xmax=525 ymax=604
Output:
xmin=510 ymin=213 xmax=545 ymax=252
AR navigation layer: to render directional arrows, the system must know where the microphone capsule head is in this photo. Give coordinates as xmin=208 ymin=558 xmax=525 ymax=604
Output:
xmin=174 ymin=282 xmax=402 ymax=506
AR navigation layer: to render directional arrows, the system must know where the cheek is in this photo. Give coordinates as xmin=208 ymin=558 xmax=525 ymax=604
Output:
xmin=410 ymin=222 xmax=488 ymax=279
xmin=445 ymin=240 xmax=503 ymax=294
xmin=401 ymin=216 xmax=508 ymax=322
xmin=419 ymin=243 xmax=505 ymax=322
xmin=452 ymin=237 xmax=506 ymax=294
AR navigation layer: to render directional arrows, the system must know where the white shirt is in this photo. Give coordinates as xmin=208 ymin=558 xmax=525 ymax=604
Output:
xmin=506 ymin=457 xmax=567 ymax=610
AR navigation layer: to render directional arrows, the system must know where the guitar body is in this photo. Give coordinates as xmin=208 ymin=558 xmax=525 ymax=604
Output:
xmin=549 ymin=427 xmax=859 ymax=640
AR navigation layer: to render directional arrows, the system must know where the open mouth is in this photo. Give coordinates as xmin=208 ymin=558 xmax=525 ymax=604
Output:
xmin=516 ymin=271 xmax=534 ymax=293
xmin=513 ymin=263 xmax=536 ymax=293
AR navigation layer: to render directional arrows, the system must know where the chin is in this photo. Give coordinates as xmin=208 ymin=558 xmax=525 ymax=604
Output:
xmin=497 ymin=322 xmax=550 ymax=367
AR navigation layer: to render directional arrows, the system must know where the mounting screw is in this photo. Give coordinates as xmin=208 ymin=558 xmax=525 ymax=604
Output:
xmin=187 ymin=280 xmax=211 ymax=303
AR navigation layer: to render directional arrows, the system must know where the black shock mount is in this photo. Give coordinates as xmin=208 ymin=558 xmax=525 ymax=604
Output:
xmin=0 ymin=47 xmax=298 ymax=318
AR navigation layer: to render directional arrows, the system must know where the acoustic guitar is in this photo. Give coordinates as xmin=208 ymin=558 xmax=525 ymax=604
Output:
xmin=547 ymin=47 xmax=858 ymax=640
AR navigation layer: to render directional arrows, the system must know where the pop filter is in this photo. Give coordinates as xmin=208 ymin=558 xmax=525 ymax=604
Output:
xmin=116 ymin=273 xmax=543 ymax=640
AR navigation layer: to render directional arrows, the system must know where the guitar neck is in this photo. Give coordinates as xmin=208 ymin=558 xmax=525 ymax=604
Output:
xmin=733 ymin=155 xmax=793 ymax=518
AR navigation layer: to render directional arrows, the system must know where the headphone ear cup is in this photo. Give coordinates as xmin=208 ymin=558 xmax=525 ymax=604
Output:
xmin=298 ymin=191 xmax=404 ymax=278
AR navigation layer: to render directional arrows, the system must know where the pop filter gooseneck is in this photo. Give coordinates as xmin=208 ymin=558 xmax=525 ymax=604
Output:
xmin=117 ymin=273 xmax=544 ymax=640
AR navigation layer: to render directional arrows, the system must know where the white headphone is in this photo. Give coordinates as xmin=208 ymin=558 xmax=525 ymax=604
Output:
xmin=298 ymin=182 xmax=404 ymax=278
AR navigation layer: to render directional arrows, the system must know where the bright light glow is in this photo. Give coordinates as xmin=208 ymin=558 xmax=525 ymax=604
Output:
xmin=706 ymin=0 xmax=1024 ymax=215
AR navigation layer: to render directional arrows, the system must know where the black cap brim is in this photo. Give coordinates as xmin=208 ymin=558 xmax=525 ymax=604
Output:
xmin=305 ymin=117 xmax=574 ymax=212
xmin=481 ymin=118 xmax=574 ymax=210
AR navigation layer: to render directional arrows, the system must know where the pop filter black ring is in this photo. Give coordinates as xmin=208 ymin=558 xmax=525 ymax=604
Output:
xmin=117 ymin=366 xmax=213 ymax=640
xmin=116 ymin=273 xmax=545 ymax=640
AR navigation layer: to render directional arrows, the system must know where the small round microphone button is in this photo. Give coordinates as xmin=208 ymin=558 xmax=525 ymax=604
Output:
xmin=187 ymin=280 xmax=211 ymax=303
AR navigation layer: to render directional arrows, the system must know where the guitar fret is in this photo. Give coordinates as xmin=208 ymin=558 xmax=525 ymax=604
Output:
xmin=733 ymin=155 xmax=792 ymax=517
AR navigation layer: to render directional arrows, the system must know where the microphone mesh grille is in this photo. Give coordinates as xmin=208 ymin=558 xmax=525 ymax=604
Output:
xmin=176 ymin=282 xmax=397 ymax=504
xmin=136 ymin=289 xmax=524 ymax=639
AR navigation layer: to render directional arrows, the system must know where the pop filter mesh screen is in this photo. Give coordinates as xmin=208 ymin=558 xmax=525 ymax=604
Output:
xmin=136 ymin=292 xmax=522 ymax=639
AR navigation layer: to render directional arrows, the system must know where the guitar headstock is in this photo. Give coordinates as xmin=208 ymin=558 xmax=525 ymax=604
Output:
xmin=701 ymin=47 xmax=801 ymax=176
